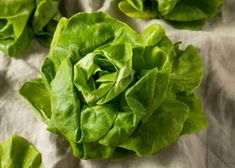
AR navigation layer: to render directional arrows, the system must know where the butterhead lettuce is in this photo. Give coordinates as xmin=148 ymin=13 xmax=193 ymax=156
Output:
xmin=0 ymin=0 xmax=61 ymax=57
xmin=118 ymin=0 xmax=224 ymax=29
xmin=20 ymin=12 xmax=208 ymax=160
xmin=0 ymin=135 xmax=43 ymax=168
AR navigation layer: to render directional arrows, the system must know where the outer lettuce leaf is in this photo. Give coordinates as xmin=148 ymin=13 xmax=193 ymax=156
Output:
xmin=119 ymin=99 xmax=189 ymax=156
xmin=118 ymin=0 xmax=224 ymax=29
xmin=170 ymin=45 xmax=204 ymax=94
xmin=0 ymin=0 xmax=61 ymax=57
xmin=177 ymin=93 xmax=208 ymax=135
xmin=48 ymin=57 xmax=81 ymax=142
xmin=0 ymin=135 xmax=43 ymax=168
xmin=20 ymin=12 xmax=207 ymax=160
xmin=19 ymin=78 xmax=51 ymax=123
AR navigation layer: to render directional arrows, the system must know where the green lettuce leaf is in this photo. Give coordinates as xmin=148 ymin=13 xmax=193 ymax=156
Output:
xmin=119 ymin=99 xmax=189 ymax=156
xmin=170 ymin=45 xmax=204 ymax=94
xmin=0 ymin=0 xmax=61 ymax=57
xmin=48 ymin=57 xmax=81 ymax=142
xmin=0 ymin=0 xmax=35 ymax=56
xmin=19 ymin=78 xmax=51 ymax=123
xmin=0 ymin=135 xmax=43 ymax=168
xmin=118 ymin=1 xmax=157 ymax=19
xmin=33 ymin=0 xmax=61 ymax=47
xmin=118 ymin=0 xmax=224 ymax=29
xmin=177 ymin=93 xmax=208 ymax=135
xmin=20 ymin=12 xmax=207 ymax=160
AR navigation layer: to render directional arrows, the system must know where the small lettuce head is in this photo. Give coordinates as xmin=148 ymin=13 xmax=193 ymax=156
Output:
xmin=20 ymin=12 xmax=208 ymax=160
xmin=118 ymin=0 xmax=224 ymax=29
xmin=0 ymin=0 xmax=60 ymax=57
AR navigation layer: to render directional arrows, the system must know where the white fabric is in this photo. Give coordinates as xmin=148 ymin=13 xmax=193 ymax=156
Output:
xmin=0 ymin=0 xmax=234 ymax=167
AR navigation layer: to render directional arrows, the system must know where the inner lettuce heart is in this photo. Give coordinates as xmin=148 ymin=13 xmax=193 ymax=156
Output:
xmin=0 ymin=0 xmax=61 ymax=57
xmin=0 ymin=135 xmax=43 ymax=168
xmin=19 ymin=12 xmax=208 ymax=160
xmin=118 ymin=0 xmax=224 ymax=29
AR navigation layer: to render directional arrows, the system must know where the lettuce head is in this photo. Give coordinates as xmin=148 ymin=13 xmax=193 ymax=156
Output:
xmin=20 ymin=12 xmax=208 ymax=160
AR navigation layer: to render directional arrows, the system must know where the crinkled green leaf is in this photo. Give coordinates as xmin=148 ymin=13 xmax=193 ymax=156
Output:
xmin=20 ymin=12 xmax=207 ymax=160
xmin=156 ymin=36 xmax=176 ymax=62
xmin=48 ymin=57 xmax=81 ymax=142
xmin=177 ymin=93 xmax=208 ymax=134
xmin=118 ymin=1 xmax=156 ymax=19
xmin=19 ymin=78 xmax=51 ymax=122
xmin=120 ymin=99 xmax=189 ymax=156
xmin=74 ymin=43 xmax=135 ymax=105
xmin=41 ymin=57 xmax=56 ymax=91
xmin=126 ymin=68 xmax=160 ymax=114
xmin=170 ymin=45 xmax=203 ymax=94
xmin=80 ymin=104 xmax=117 ymax=143
xmin=99 ymin=110 xmax=136 ymax=147
xmin=0 ymin=135 xmax=43 ymax=168
xmin=49 ymin=12 xmax=142 ymax=70
xmin=99 ymin=68 xmax=169 ymax=148
xmin=33 ymin=0 xmax=60 ymax=33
